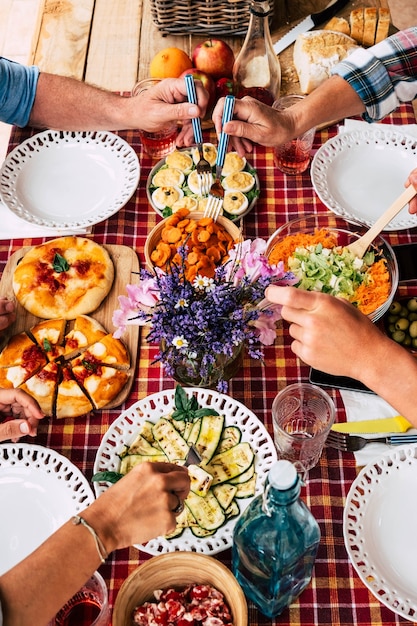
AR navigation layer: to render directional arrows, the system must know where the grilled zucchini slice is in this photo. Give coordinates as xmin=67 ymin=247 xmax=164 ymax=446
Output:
xmin=184 ymin=490 xmax=225 ymax=531
xmin=195 ymin=414 xmax=225 ymax=463
xmin=204 ymin=442 xmax=254 ymax=485
xmin=152 ymin=417 xmax=189 ymax=462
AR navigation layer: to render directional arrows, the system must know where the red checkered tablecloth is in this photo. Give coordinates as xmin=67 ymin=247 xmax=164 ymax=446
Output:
xmin=1 ymin=103 xmax=416 ymax=625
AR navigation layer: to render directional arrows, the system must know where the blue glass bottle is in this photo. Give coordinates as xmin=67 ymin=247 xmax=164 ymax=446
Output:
xmin=232 ymin=460 xmax=320 ymax=618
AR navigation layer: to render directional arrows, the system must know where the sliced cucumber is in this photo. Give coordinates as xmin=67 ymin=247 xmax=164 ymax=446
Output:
xmin=184 ymin=490 xmax=225 ymax=531
xmin=195 ymin=414 xmax=225 ymax=463
xmin=152 ymin=417 xmax=189 ymax=462
xmin=216 ymin=425 xmax=242 ymax=453
xmin=204 ymin=442 xmax=254 ymax=485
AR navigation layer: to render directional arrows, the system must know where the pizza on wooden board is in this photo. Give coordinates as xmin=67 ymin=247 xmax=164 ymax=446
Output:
xmin=0 ymin=316 xmax=130 ymax=418
xmin=12 ymin=236 xmax=114 ymax=320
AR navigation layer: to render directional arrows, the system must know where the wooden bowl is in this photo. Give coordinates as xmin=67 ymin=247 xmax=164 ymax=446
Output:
xmin=113 ymin=552 xmax=248 ymax=626
xmin=144 ymin=211 xmax=243 ymax=272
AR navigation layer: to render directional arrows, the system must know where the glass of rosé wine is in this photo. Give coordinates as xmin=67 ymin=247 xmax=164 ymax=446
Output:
xmin=132 ymin=78 xmax=178 ymax=159
xmin=272 ymin=95 xmax=316 ymax=175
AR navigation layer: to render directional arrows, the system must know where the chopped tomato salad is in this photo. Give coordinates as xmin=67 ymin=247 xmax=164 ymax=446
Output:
xmin=133 ymin=584 xmax=233 ymax=626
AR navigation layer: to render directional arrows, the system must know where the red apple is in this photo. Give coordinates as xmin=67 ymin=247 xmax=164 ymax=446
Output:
xmin=180 ymin=68 xmax=216 ymax=116
xmin=192 ymin=39 xmax=235 ymax=81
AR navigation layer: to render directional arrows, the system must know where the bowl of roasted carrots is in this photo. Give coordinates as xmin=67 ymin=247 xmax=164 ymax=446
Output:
xmin=145 ymin=209 xmax=242 ymax=282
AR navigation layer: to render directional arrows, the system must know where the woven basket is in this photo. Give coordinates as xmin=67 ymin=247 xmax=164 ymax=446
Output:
xmin=149 ymin=0 xmax=270 ymax=36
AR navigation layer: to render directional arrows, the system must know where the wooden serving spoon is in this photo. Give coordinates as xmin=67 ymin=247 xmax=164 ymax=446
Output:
xmin=347 ymin=184 xmax=417 ymax=259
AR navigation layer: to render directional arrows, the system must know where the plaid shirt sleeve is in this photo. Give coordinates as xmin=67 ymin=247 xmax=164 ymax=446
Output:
xmin=331 ymin=27 xmax=417 ymax=122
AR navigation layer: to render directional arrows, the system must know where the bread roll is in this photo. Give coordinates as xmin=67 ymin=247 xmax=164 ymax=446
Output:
xmin=362 ymin=8 xmax=378 ymax=46
xmin=324 ymin=17 xmax=350 ymax=37
xmin=293 ymin=30 xmax=359 ymax=94
xmin=375 ymin=8 xmax=391 ymax=44
xmin=349 ymin=8 xmax=364 ymax=44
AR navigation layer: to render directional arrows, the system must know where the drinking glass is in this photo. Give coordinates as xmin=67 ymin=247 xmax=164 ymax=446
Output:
xmin=132 ymin=78 xmax=178 ymax=158
xmin=272 ymin=383 xmax=335 ymax=480
xmin=48 ymin=570 xmax=110 ymax=626
xmin=272 ymin=95 xmax=316 ymax=174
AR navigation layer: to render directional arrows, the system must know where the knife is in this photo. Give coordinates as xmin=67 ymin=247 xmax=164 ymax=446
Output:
xmin=273 ymin=0 xmax=350 ymax=55
xmin=331 ymin=416 xmax=413 ymax=434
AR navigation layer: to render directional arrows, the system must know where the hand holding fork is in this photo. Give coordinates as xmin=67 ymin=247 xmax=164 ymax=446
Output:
xmin=205 ymin=95 xmax=235 ymax=221
xmin=184 ymin=74 xmax=212 ymax=197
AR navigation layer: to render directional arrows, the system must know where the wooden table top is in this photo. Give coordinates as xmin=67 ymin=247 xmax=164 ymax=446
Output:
xmin=29 ymin=0 xmax=390 ymax=94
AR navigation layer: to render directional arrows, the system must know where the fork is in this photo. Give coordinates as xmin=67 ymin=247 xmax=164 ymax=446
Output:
xmin=326 ymin=430 xmax=417 ymax=452
xmin=184 ymin=74 xmax=212 ymax=197
xmin=204 ymin=95 xmax=235 ymax=221
xmin=184 ymin=443 xmax=202 ymax=466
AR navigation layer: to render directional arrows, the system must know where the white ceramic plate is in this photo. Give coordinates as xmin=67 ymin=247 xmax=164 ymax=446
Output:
xmin=146 ymin=149 xmax=260 ymax=222
xmin=0 ymin=443 xmax=95 ymax=575
xmin=311 ymin=128 xmax=417 ymax=231
xmin=343 ymin=444 xmax=417 ymax=621
xmin=0 ymin=130 xmax=140 ymax=230
xmin=94 ymin=388 xmax=277 ymax=555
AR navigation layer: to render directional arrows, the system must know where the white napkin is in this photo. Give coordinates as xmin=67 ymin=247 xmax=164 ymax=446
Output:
xmin=339 ymin=389 xmax=417 ymax=466
xmin=340 ymin=118 xmax=417 ymax=139
xmin=0 ymin=200 xmax=91 ymax=239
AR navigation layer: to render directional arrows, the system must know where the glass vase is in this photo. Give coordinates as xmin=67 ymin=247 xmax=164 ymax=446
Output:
xmin=164 ymin=343 xmax=243 ymax=388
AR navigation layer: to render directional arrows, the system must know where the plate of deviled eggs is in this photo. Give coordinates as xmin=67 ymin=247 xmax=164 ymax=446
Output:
xmin=146 ymin=144 xmax=260 ymax=221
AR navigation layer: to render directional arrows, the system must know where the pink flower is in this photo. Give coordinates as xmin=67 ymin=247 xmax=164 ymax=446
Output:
xmin=225 ymin=239 xmax=288 ymax=285
xmin=253 ymin=304 xmax=283 ymax=345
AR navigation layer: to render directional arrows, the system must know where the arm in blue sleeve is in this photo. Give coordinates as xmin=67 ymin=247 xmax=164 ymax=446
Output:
xmin=0 ymin=57 xmax=40 ymax=127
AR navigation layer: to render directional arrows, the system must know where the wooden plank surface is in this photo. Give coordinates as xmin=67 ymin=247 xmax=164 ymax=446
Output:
xmin=0 ymin=243 xmax=140 ymax=409
xmin=85 ymin=0 xmax=143 ymax=91
xmin=34 ymin=0 xmax=95 ymax=80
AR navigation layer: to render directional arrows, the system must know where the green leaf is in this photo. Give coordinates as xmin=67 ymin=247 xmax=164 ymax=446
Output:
xmin=193 ymin=408 xmax=220 ymax=418
xmin=43 ymin=338 xmax=52 ymax=352
xmin=174 ymin=385 xmax=188 ymax=412
xmin=92 ymin=471 xmax=123 ymax=484
xmin=171 ymin=409 xmax=186 ymax=421
xmin=52 ymin=252 xmax=70 ymax=273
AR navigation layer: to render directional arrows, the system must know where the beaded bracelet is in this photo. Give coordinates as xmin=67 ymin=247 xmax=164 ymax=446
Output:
xmin=72 ymin=515 xmax=108 ymax=564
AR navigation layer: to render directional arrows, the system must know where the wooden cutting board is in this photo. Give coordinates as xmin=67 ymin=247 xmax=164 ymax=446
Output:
xmin=0 ymin=243 xmax=140 ymax=409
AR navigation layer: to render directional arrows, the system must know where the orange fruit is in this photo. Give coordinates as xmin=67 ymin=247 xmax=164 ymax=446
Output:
xmin=150 ymin=47 xmax=193 ymax=79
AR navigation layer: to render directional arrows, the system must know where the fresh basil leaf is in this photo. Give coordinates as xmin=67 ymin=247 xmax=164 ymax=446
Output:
xmin=53 ymin=252 xmax=70 ymax=273
xmin=193 ymin=408 xmax=220 ymax=418
xmin=92 ymin=471 xmax=123 ymax=484
xmin=43 ymin=338 xmax=52 ymax=352
xmin=174 ymin=385 xmax=188 ymax=412
xmin=171 ymin=409 xmax=186 ymax=421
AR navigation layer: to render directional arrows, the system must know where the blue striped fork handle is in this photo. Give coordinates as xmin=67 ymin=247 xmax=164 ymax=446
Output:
xmin=184 ymin=74 xmax=212 ymax=197
xmin=204 ymin=95 xmax=235 ymax=221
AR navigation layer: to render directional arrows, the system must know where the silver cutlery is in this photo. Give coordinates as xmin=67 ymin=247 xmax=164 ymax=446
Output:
xmin=184 ymin=74 xmax=212 ymax=197
xmin=204 ymin=95 xmax=235 ymax=222
xmin=184 ymin=443 xmax=202 ymax=466
xmin=326 ymin=430 xmax=417 ymax=452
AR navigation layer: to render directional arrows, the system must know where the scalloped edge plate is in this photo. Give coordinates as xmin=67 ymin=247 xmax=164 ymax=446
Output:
xmin=343 ymin=444 xmax=417 ymax=621
xmin=146 ymin=149 xmax=260 ymax=222
xmin=93 ymin=388 xmax=277 ymax=555
xmin=0 ymin=443 xmax=95 ymax=575
xmin=0 ymin=130 xmax=140 ymax=230
xmin=311 ymin=128 xmax=417 ymax=231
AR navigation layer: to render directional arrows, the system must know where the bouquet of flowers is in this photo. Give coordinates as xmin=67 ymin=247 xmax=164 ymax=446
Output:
xmin=113 ymin=238 xmax=296 ymax=392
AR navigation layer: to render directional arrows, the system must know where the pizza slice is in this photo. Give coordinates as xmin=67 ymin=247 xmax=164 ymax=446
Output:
xmin=0 ymin=332 xmax=47 ymax=388
xmin=19 ymin=361 xmax=59 ymax=416
xmin=63 ymin=315 xmax=107 ymax=357
xmin=55 ymin=365 xmax=94 ymax=419
xmin=70 ymin=333 xmax=130 ymax=370
xmin=70 ymin=360 xmax=129 ymax=410
xmin=30 ymin=319 xmax=67 ymax=361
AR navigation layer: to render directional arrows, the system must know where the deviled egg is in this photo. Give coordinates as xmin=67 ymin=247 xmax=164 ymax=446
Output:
xmin=152 ymin=167 xmax=185 ymax=188
xmin=165 ymin=150 xmax=194 ymax=173
xmin=221 ymin=152 xmax=247 ymax=176
xmin=187 ymin=169 xmax=214 ymax=195
xmin=222 ymin=171 xmax=255 ymax=193
xmin=223 ymin=191 xmax=249 ymax=216
xmin=192 ymin=143 xmax=217 ymax=167
xmin=171 ymin=196 xmax=199 ymax=213
xmin=151 ymin=186 xmax=184 ymax=210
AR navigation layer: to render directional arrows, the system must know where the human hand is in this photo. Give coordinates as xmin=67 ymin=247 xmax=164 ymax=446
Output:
xmin=0 ymin=298 xmax=16 ymax=332
xmin=133 ymin=77 xmax=209 ymax=146
xmin=405 ymin=167 xmax=417 ymax=214
xmin=212 ymin=96 xmax=295 ymax=155
xmin=265 ymin=286 xmax=386 ymax=380
xmin=88 ymin=461 xmax=190 ymax=551
xmin=0 ymin=388 xmax=45 ymax=443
